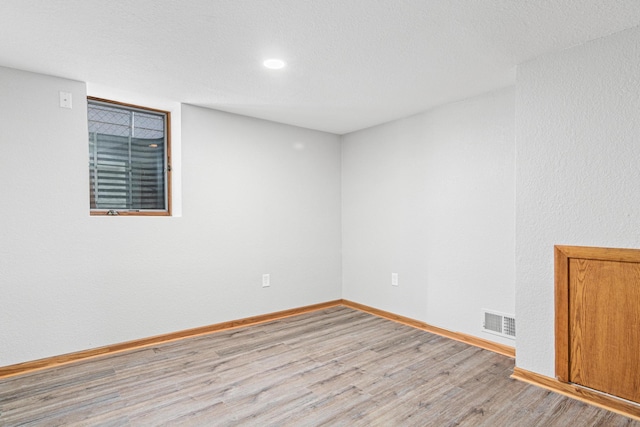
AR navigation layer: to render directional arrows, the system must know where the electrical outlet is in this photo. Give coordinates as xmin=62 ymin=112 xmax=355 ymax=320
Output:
xmin=262 ymin=274 xmax=270 ymax=287
xmin=391 ymin=273 xmax=398 ymax=287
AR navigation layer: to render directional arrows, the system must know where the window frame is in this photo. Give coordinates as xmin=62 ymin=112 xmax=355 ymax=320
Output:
xmin=88 ymin=96 xmax=172 ymax=217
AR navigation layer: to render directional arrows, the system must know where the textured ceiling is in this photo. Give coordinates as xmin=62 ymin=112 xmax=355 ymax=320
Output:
xmin=1 ymin=0 xmax=640 ymax=134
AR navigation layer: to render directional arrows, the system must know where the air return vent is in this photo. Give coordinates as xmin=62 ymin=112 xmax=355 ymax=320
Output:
xmin=482 ymin=309 xmax=516 ymax=339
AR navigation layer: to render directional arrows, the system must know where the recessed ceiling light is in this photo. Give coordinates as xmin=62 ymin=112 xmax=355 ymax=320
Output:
xmin=263 ymin=58 xmax=286 ymax=70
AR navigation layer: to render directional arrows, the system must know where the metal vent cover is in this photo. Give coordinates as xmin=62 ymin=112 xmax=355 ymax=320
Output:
xmin=482 ymin=309 xmax=515 ymax=339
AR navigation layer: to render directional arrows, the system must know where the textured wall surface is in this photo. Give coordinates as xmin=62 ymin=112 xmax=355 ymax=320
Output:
xmin=0 ymin=67 xmax=342 ymax=366
xmin=342 ymin=88 xmax=516 ymax=346
xmin=515 ymin=25 xmax=640 ymax=376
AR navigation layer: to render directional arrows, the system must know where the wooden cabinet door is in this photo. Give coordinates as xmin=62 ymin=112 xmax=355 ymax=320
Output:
xmin=556 ymin=246 xmax=640 ymax=404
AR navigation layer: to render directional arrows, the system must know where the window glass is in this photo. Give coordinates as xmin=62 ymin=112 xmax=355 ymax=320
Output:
xmin=88 ymin=98 xmax=171 ymax=215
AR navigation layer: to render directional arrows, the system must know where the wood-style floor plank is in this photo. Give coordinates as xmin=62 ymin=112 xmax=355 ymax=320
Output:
xmin=1 ymin=306 xmax=638 ymax=426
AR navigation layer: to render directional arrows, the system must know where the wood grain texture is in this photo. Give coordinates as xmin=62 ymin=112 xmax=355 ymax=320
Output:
xmin=342 ymin=300 xmax=516 ymax=358
xmin=1 ymin=299 xmax=514 ymax=380
xmin=555 ymin=245 xmax=570 ymax=381
xmin=0 ymin=300 xmax=342 ymax=379
xmin=555 ymin=245 xmax=640 ymax=264
xmin=569 ymin=258 xmax=640 ymax=402
xmin=556 ymin=245 xmax=640 ymax=405
xmin=512 ymin=367 xmax=640 ymax=421
xmin=2 ymin=307 xmax=636 ymax=426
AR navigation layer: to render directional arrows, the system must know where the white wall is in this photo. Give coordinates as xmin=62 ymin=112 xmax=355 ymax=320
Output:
xmin=10 ymin=22 xmax=637 ymax=371
xmin=180 ymin=104 xmax=342 ymax=315
xmin=515 ymin=26 xmax=640 ymax=376
xmin=0 ymin=67 xmax=342 ymax=366
xmin=342 ymin=88 xmax=516 ymax=346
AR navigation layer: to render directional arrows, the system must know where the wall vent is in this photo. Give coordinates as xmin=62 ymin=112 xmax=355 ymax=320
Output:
xmin=482 ymin=309 xmax=516 ymax=339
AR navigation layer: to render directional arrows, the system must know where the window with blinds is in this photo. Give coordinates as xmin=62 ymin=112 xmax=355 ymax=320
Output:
xmin=88 ymin=98 xmax=171 ymax=215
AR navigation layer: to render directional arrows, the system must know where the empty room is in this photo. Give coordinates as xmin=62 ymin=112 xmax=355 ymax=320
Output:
xmin=1 ymin=1 xmax=640 ymax=425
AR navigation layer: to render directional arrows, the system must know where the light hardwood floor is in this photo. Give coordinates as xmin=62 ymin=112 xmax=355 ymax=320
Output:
xmin=1 ymin=306 xmax=638 ymax=426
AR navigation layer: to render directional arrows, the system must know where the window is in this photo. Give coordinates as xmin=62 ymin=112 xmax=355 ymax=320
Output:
xmin=88 ymin=97 xmax=171 ymax=216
